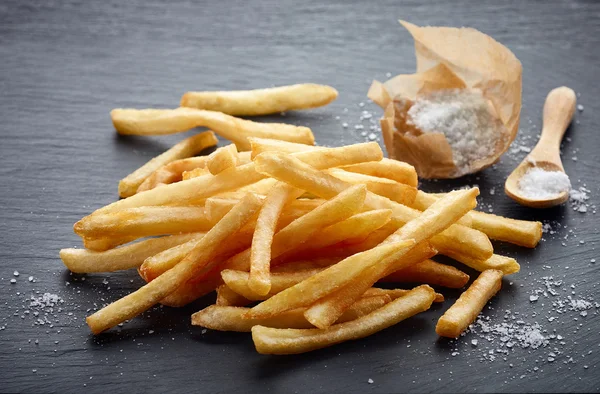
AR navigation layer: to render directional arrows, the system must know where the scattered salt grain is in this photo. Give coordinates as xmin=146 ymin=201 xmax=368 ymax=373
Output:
xmin=368 ymin=378 xmax=374 ymax=384
xmin=577 ymin=104 xmax=584 ymax=112
xmin=10 ymin=279 xmax=16 ymax=284
xmin=13 ymin=271 xmax=19 ymax=277
xmin=518 ymin=167 xmax=571 ymax=199
xmin=406 ymin=89 xmax=502 ymax=176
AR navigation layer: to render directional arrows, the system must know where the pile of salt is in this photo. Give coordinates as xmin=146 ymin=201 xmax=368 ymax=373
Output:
xmin=518 ymin=167 xmax=571 ymax=199
xmin=407 ymin=89 xmax=502 ymax=175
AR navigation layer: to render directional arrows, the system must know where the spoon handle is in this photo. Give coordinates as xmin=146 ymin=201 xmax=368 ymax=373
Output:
xmin=528 ymin=87 xmax=577 ymax=168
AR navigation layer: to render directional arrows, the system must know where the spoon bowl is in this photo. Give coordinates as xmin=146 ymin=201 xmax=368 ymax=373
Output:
xmin=505 ymin=159 xmax=569 ymax=208
xmin=505 ymin=86 xmax=576 ymax=208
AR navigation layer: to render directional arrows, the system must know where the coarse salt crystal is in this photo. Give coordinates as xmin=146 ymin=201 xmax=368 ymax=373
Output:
xmin=518 ymin=167 xmax=571 ymax=199
xmin=13 ymin=271 xmax=19 ymax=277
xmin=406 ymin=89 xmax=503 ymax=176
xmin=368 ymin=378 xmax=374 ymax=384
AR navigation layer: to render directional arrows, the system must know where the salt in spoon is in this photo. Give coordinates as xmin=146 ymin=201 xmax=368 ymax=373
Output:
xmin=505 ymin=86 xmax=576 ymax=208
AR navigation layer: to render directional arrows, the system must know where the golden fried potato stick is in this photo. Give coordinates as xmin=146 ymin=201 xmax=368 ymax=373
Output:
xmin=86 ymin=193 xmax=263 ymax=334
xmin=206 ymin=195 xmax=323 ymax=224
xmin=248 ymin=137 xmax=418 ymax=187
xmin=245 ymin=239 xmax=416 ymax=319
xmin=60 ymin=233 xmax=203 ymax=273
xmin=110 ymin=107 xmax=314 ymax=150
xmin=468 ymin=211 xmax=542 ymax=248
xmin=363 ymin=287 xmax=444 ymax=303
xmin=443 ymin=251 xmax=520 ymax=275
xmin=180 ymin=84 xmax=338 ymax=116
xmin=160 ymin=276 xmax=224 ymax=307
xmin=253 ymin=152 xmax=492 ymax=261
xmin=303 ymin=188 xmax=478 ymax=328
xmin=74 ymin=206 xmax=214 ymax=239
xmin=303 ymin=243 xmax=434 ymax=328
xmin=82 ymin=235 xmax=138 ymax=252
xmin=192 ymin=295 xmax=390 ymax=332
xmin=274 ymin=209 xmax=392 ymax=263
xmin=139 ymin=225 xmax=255 ymax=282
xmin=272 ymin=257 xmax=342 ymax=273
xmin=181 ymin=167 xmax=211 ymax=180
xmin=118 ymin=131 xmax=218 ymax=198
xmin=251 ymin=285 xmax=435 ymax=354
xmin=137 ymin=156 xmax=208 ymax=193
xmin=221 ymin=184 xmax=368 ymax=274
xmin=85 ymin=142 xmax=382 ymax=216
xmin=382 ymin=259 xmax=470 ymax=288
xmin=249 ymin=137 xmax=321 ymax=158
xmin=222 ymin=269 xmax=322 ymax=301
xmin=206 ymin=144 xmax=239 ymax=175
xmin=436 ymin=269 xmax=504 ymax=338
xmin=341 ymin=160 xmax=418 ymax=188
xmin=412 ymin=191 xmax=542 ymax=247
xmin=250 ymin=183 xmax=303 ymax=296
xmin=216 ymin=285 xmax=251 ymax=307
xmin=327 ymin=169 xmax=418 ymax=206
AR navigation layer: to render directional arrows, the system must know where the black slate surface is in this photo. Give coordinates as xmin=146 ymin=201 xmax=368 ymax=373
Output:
xmin=1 ymin=1 xmax=599 ymax=392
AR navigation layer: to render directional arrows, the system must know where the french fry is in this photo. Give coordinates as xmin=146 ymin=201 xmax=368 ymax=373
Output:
xmin=118 ymin=131 xmax=218 ymax=198
xmin=139 ymin=225 xmax=255 ymax=282
xmin=250 ymin=183 xmax=303 ymax=296
xmin=180 ymin=84 xmax=338 ymax=116
xmin=191 ymin=295 xmax=391 ymax=332
xmin=251 ymin=285 xmax=435 ymax=354
xmin=216 ymin=285 xmax=251 ymax=307
xmin=86 ymin=142 xmax=381 ymax=216
xmin=245 ymin=239 xmax=416 ymax=319
xmin=249 ymin=137 xmax=322 ymax=159
xmin=60 ymin=233 xmax=203 ymax=273
xmin=363 ymin=287 xmax=444 ymax=303
xmin=275 ymin=209 xmax=392 ymax=263
xmin=74 ymin=207 xmax=214 ymax=238
xmin=222 ymin=269 xmax=322 ymax=301
xmin=382 ymin=259 xmax=470 ymax=288
xmin=182 ymin=167 xmax=211 ymax=180
xmin=411 ymin=191 xmax=472 ymax=226
xmin=443 ymin=251 xmax=520 ymax=275
xmin=248 ymin=137 xmax=418 ymax=187
xmin=327 ymin=168 xmax=418 ymax=206
xmin=86 ymin=193 xmax=263 ymax=334
xmin=303 ymin=189 xmax=478 ymax=328
xmin=160 ymin=277 xmax=223 ymax=307
xmin=137 ymin=157 xmax=208 ymax=193
xmin=221 ymin=184 xmax=368 ymax=274
xmin=272 ymin=257 xmax=342 ymax=273
xmin=207 ymin=144 xmax=239 ymax=175
xmin=111 ymin=108 xmax=314 ymax=150
xmin=468 ymin=211 xmax=542 ymax=248
xmin=302 ymin=242 xmax=435 ymax=328
xmin=207 ymin=196 xmax=323 ymax=224
xmin=82 ymin=235 xmax=138 ymax=251
xmin=436 ymin=270 xmax=504 ymax=338
xmin=253 ymin=152 xmax=492 ymax=261
xmin=413 ymin=191 xmax=542 ymax=247
xmin=341 ymin=159 xmax=418 ymax=188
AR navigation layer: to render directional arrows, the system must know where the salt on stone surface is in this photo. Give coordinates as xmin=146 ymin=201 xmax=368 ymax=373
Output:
xmin=518 ymin=167 xmax=571 ymax=199
xmin=406 ymin=89 xmax=502 ymax=175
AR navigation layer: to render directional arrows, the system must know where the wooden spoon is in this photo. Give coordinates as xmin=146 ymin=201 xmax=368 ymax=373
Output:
xmin=505 ymin=86 xmax=576 ymax=208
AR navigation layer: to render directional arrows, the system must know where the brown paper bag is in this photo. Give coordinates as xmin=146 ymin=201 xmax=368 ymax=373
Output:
xmin=368 ymin=21 xmax=522 ymax=179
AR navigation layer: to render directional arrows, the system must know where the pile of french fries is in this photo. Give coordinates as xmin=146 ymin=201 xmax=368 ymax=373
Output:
xmin=60 ymin=83 xmax=543 ymax=355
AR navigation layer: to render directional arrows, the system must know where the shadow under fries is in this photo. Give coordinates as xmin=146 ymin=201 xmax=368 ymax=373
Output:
xmin=251 ymin=316 xmax=432 ymax=378
xmin=65 ymin=268 xmax=218 ymax=345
